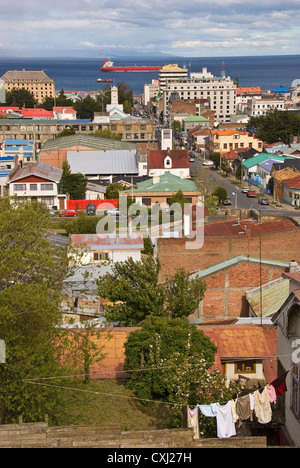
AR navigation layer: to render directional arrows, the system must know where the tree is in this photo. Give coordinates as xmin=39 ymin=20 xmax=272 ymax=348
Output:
xmin=248 ymin=109 xmax=300 ymax=144
xmin=60 ymin=161 xmax=87 ymax=199
xmin=212 ymin=186 xmax=227 ymax=203
xmin=0 ymin=198 xmax=70 ymax=424
xmin=63 ymin=212 xmax=102 ymax=235
xmin=97 ymin=81 xmax=133 ymax=111
xmin=93 ymin=129 xmax=122 ymax=140
xmin=106 ymin=182 xmax=127 ymax=199
xmin=73 ymin=95 xmax=102 ymax=119
xmin=57 ymin=127 xmax=76 ymax=138
xmin=168 ymin=190 xmax=190 ymax=209
xmin=96 ymin=257 xmax=206 ymax=326
xmin=210 ymin=152 xmax=221 ymax=170
xmin=5 ymin=88 xmax=37 ymax=107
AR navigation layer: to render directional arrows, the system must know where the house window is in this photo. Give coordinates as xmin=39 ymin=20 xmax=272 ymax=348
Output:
xmin=93 ymin=252 xmax=109 ymax=262
xmin=30 ymin=184 xmax=38 ymax=191
xmin=14 ymin=184 xmax=26 ymax=191
xmin=41 ymin=183 xmax=54 ymax=191
xmin=235 ymin=361 xmax=256 ymax=374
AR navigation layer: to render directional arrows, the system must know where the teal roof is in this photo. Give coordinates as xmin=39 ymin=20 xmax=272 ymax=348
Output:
xmin=183 ymin=115 xmax=209 ymax=122
xmin=242 ymin=153 xmax=289 ymax=170
xmin=189 ymin=256 xmax=289 ymax=280
xmin=121 ymin=173 xmax=199 ymax=194
xmin=39 ymin=133 xmax=137 ymax=152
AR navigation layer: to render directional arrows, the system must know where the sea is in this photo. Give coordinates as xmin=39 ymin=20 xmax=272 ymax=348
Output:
xmin=0 ymin=55 xmax=299 ymax=96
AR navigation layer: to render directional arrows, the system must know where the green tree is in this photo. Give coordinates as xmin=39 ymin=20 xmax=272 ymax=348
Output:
xmin=93 ymin=129 xmax=122 ymax=140
xmin=0 ymin=198 xmax=70 ymax=424
xmin=96 ymin=257 xmax=206 ymax=326
xmin=106 ymin=182 xmax=127 ymax=199
xmin=57 ymin=127 xmax=76 ymax=138
xmin=168 ymin=190 xmax=190 ymax=209
xmin=74 ymin=95 xmax=102 ymax=119
xmin=5 ymin=88 xmax=37 ymax=107
xmin=212 ymin=186 xmax=228 ymax=203
xmin=63 ymin=212 xmax=102 ymax=235
xmin=97 ymin=81 xmax=133 ymax=111
xmin=248 ymin=108 xmax=300 ymax=144
xmin=60 ymin=161 xmax=87 ymax=199
xmin=210 ymin=152 xmax=221 ymax=170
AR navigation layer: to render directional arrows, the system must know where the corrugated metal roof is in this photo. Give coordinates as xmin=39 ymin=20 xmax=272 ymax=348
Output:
xmin=71 ymin=233 xmax=144 ymax=249
xmin=67 ymin=150 xmax=138 ymax=175
xmin=246 ymin=278 xmax=290 ymax=317
xmin=10 ymin=161 xmax=62 ymax=183
xmin=122 ymin=173 xmax=198 ymax=193
xmin=39 ymin=134 xmax=137 ymax=152
xmin=243 ymin=153 xmax=288 ymax=169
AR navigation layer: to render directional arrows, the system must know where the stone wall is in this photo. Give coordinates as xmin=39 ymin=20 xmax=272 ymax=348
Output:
xmin=0 ymin=420 xmax=267 ymax=448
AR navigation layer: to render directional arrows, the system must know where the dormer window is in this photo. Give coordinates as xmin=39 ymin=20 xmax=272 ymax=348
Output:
xmin=164 ymin=156 xmax=172 ymax=169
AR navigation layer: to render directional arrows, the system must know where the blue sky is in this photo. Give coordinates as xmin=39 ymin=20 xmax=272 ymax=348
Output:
xmin=1 ymin=0 xmax=300 ymax=57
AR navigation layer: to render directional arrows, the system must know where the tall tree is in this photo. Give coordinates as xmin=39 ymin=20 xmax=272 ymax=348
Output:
xmin=5 ymin=88 xmax=37 ymax=108
xmin=60 ymin=160 xmax=87 ymax=199
xmin=96 ymin=257 xmax=206 ymax=326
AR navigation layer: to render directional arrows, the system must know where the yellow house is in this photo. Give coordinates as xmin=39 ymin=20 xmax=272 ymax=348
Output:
xmin=1 ymin=69 xmax=55 ymax=104
xmin=209 ymin=129 xmax=263 ymax=154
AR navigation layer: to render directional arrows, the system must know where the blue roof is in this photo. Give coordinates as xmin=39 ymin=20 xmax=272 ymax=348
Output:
xmin=272 ymin=87 xmax=290 ymax=93
xmin=5 ymin=139 xmax=34 ymax=146
xmin=0 ymin=156 xmax=14 ymax=161
xmin=259 ymin=159 xmax=282 ymax=171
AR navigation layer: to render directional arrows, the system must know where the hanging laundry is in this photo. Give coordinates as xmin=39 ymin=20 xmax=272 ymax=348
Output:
xmin=231 ymin=399 xmax=239 ymax=424
xmin=235 ymin=394 xmax=254 ymax=427
xmin=216 ymin=401 xmax=236 ymax=439
xmin=198 ymin=403 xmax=218 ymax=418
xmin=253 ymin=387 xmax=272 ymax=424
xmin=187 ymin=406 xmax=200 ymax=439
xmin=267 ymin=384 xmax=277 ymax=404
xmin=271 ymin=371 xmax=289 ymax=397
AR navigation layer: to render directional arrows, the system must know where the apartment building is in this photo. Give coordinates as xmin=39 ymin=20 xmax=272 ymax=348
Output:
xmin=0 ymin=69 xmax=55 ymax=104
xmin=209 ymin=129 xmax=263 ymax=155
xmin=159 ymin=64 xmax=188 ymax=90
xmin=0 ymin=118 xmax=155 ymax=152
xmin=247 ymin=97 xmax=285 ymax=116
xmin=163 ymin=69 xmax=236 ymax=124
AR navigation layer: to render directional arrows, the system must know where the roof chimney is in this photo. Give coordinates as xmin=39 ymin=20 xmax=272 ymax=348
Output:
xmin=289 ymin=260 xmax=299 ymax=273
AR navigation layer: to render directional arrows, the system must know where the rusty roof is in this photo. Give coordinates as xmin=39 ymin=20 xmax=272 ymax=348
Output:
xmin=203 ymin=219 xmax=297 ymax=237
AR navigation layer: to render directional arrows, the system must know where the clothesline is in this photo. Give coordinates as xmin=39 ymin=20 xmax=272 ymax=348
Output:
xmin=187 ymin=369 xmax=291 ymax=439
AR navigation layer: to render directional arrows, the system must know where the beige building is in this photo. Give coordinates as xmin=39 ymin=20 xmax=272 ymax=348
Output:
xmin=1 ymin=69 xmax=55 ymax=104
xmin=209 ymin=129 xmax=263 ymax=154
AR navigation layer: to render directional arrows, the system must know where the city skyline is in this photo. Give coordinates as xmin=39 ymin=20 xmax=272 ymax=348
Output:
xmin=0 ymin=0 xmax=300 ymax=58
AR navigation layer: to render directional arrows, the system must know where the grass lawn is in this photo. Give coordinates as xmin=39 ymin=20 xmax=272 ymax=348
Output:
xmin=56 ymin=378 xmax=171 ymax=431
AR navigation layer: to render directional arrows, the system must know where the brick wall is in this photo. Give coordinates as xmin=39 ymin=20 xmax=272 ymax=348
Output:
xmin=194 ymin=261 xmax=287 ymax=321
xmin=157 ymin=226 xmax=300 ymax=281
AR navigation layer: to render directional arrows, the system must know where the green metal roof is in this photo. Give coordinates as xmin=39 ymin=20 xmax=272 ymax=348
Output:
xmin=242 ymin=153 xmax=289 ymax=169
xmin=183 ymin=115 xmax=209 ymax=122
xmin=246 ymin=278 xmax=290 ymax=317
xmin=39 ymin=133 xmax=137 ymax=153
xmin=121 ymin=173 xmax=199 ymax=194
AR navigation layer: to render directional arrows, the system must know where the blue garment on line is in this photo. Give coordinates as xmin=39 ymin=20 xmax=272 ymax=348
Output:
xmin=198 ymin=403 xmax=218 ymax=417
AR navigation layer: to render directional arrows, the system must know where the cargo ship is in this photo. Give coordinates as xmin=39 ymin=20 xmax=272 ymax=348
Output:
xmin=100 ymin=59 xmax=162 ymax=73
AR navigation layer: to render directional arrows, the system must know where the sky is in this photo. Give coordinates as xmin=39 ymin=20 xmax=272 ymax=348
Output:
xmin=1 ymin=0 xmax=300 ymax=58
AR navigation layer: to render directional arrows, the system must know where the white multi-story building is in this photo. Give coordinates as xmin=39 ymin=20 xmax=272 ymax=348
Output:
xmin=247 ymin=97 xmax=285 ymax=116
xmin=143 ymin=80 xmax=159 ymax=106
xmin=159 ymin=64 xmax=188 ymax=90
xmin=162 ymin=68 xmax=236 ymax=124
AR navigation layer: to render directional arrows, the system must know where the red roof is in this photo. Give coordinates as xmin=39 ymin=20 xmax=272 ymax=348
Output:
xmin=0 ymin=106 xmax=19 ymax=114
xmin=203 ymin=219 xmax=296 ymax=237
xmin=71 ymin=233 xmax=144 ymax=248
xmin=21 ymin=107 xmax=53 ymax=118
xmin=283 ymin=176 xmax=300 ymax=188
xmin=149 ymin=149 xmax=189 ymax=169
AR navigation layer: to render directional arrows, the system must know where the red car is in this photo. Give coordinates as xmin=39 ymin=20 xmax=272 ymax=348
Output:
xmin=247 ymin=191 xmax=257 ymax=198
xmin=59 ymin=209 xmax=78 ymax=217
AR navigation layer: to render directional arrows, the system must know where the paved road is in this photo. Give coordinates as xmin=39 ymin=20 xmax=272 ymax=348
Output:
xmin=190 ymin=158 xmax=299 ymax=218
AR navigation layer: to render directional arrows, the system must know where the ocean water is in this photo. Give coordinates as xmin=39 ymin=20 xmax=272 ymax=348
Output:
xmin=0 ymin=55 xmax=299 ymax=95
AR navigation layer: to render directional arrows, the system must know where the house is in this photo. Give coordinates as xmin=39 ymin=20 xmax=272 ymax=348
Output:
xmin=282 ymin=176 xmax=300 ymax=207
xmin=8 ymin=161 xmax=66 ymax=210
xmin=148 ymin=149 xmax=190 ymax=178
xmin=209 ymin=129 xmax=263 ymax=155
xmin=120 ymin=173 xmax=202 ymax=208
xmin=188 ymin=128 xmax=210 ymax=157
xmin=53 ymin=106 xmax=77 ymax=120
xmin=242 ymin=154 xmax=290 ymax=189
xmin=70 ymin=233 xmax=144 ymax=265
xmin=247 ymin=97 xmax=285 ymax=117
xmin=271 ymin=162 xmax=300 ymax=202
xmin=3 ymin=139 xmax=35 ymax=165
xmin=188 ymin=255 xmax=289 ymax=322
xmin=182 ymin=115 xmax=210 ymax=132
xmin=272 ymin=290 xmax=300 ymax=446
xmin=21 ymin=108 xmax=53 ymax=119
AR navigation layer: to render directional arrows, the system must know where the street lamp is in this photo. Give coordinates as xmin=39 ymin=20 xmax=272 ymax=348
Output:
xmin=232 ymin=191 xmax=237 ymax=209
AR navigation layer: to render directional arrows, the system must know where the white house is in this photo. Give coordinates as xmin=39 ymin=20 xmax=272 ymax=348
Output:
xmin=8 ymin=161 xmax=66 ymax=210
xmin=148 ymin=149 xmax=190 ymax=178
xmin=70 ymin=233 xmax=144 ymax=265
xmin=53 ymin=106 xmax=77 ymax=120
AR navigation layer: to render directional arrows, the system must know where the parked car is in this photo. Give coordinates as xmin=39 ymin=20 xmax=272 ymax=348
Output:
xmin=202 ymin=160 xmax=214 ymax=167
xmin=59 ymin=209 xmax=78 ymax=217
xmin=222 ymin=198 xmax=232 ymax=205
xmin=86 ymin=203 xmax=96 ymax=216
xmin=247 ymin=191 xmax=257 ymax=198
xmin=189 ymin=152 xmax=195 ymax=162
xmin=241 ymin=187 xmax=250 ymax=193
xmin=105 ymin=207 xmax=120 ymax=216
xmin=258 ymin=197 xmax=269 ymax=205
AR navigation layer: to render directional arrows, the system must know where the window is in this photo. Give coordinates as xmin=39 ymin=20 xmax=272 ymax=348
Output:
xmin=30 ymin=184 xmax=38 ymax=191
xmin=14 ymin=184 xmax=26 ymax=191
xmin=235 ymin=361 xmax=256 ymax=374
xmin=41 ymin=183 xmax=54 ymax=191
xmin=93 ymin=252 xmax=109 ymax=261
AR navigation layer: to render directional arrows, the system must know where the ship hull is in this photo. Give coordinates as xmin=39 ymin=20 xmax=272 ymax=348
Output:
xmin=100 ymin=66 xmax=162 ymax=73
